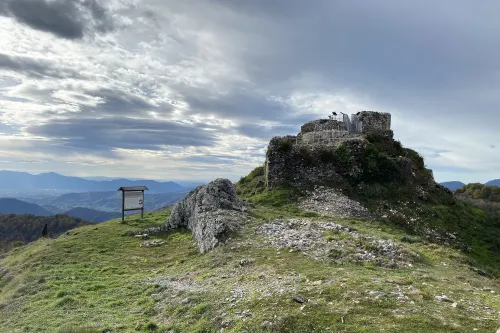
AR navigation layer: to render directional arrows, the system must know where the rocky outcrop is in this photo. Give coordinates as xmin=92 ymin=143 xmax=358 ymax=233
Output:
xmin=165 ymin=178 xmax=251 ymax=253
xmin=265 ymin=137 xmax=365 ymax=188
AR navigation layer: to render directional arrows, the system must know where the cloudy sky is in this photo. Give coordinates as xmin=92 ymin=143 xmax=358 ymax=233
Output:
xmin=0 ymin=0 xmax=498 ymax=182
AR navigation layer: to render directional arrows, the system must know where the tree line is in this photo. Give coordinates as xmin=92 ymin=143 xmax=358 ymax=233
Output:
xmin=455 ymin=183 xmax=500 ymax=202
xmin=455 ymin=184 xmax=500 ymax=220
xmin=0 ymin=214 xmax=90 ymax=252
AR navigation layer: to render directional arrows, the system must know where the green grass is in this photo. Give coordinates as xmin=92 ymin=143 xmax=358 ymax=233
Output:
xmin=1 ymin=206 xmax=500 ymax=332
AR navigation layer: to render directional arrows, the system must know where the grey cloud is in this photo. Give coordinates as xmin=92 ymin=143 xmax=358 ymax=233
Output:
xmin=25 ymin=117 xmax=217 ymax=151
xmin=0 ymin=0 xmax=114 ymax=39
xmin=180 ymin=155 xmax=247 ymax=164
xmin=2 ymin=0 xmax=500 ymax=181
xmin=204 ymin=0 xmax=500 ymax=131
xmin=183 ymin=88 xmax=290 ymax=122
xmin=0 ymin=53 xmax=83 ymax=79
xmin=83 ymin=88 xmax=166 ymax=116
xmin=235 ymin=123 xmax=298 ymax=140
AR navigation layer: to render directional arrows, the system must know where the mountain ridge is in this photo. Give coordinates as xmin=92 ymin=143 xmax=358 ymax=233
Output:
xmin=440 ymin=181 xmax=466 ymax=191
xmin=0 ymin=198 xmax=52 ymax=216
xmin=0 ymin=170 xmax=184 ymax=193
xmin=486 ymin=179 xmax=500 ymax=186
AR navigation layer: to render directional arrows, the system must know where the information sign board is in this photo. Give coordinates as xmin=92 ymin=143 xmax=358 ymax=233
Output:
xmin=124 ymin=191 xmax=144 ymax=210
xmin=118 ymin=186 xmax=149 ymax=222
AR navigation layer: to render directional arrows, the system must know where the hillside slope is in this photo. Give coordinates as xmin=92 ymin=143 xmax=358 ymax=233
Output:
xmin=455 ymin=183 xmax=500 ymax=219
xmin=0 ymin=198 xmax=52 ymax=216
xmin=1 ymin=205 xmax=499 ymax=332
xmin=0 ymin=214 xmax=90 ymax=247
xmin=64 ymin=207 xmax=122 ymax=223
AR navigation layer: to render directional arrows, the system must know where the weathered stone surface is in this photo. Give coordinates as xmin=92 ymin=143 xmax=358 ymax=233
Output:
xmin=301 ymin=119 xmax=347 ymax=133
xmin=256 ymin=219 xmax=419 ymax=268
xmin=165 ymin=178 xmax=251 ymax=253
xmin=301 ymin=130 xmax=362 ymax=145
xmin=357 ymin=111 xmax=391 ymax=133
xmin=298 ymin=186 xmax=372 ymax=219
xmin=265 ymin=137 xmax=365 ymax=188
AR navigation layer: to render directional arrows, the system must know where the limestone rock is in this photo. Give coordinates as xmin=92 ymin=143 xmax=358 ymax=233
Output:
xmin=165 ymin=178 xmax=250 ymax=253
xmin=435 ymin=295 xmax=454 ymax=303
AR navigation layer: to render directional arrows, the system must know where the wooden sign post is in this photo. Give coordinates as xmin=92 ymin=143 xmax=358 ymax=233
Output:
xmin=118 ymin=186 xmax=149 ymax=223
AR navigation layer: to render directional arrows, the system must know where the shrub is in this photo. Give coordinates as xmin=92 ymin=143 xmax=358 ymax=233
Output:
xmin=277 ymin=138 xmax=293 ymax=152
xmin=333 ymin=144 xmax=352 ymax=173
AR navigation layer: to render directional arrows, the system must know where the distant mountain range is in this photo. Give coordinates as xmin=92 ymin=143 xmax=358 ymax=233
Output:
xmin=22 ymin=191 xmax=187 ymax=213
xmin=0 ymin=170 xmax=185 ymax=193
xmin=440 ymin=180 xmax=499 ymax=191
xmin=440 ymin=181 xmax=466 ymax=191
xmin=0 ymin=189 xmax=187 ymax=222
xmin=0 ymin=198 xmax=116 ymax=223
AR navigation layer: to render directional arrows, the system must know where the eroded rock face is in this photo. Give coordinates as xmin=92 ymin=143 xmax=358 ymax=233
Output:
xmin=166 ymin=178 xmax=250 ymax=253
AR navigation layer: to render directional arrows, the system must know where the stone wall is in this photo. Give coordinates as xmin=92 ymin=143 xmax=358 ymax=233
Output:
xmin=301 ymin=119 xmax=347 ymax=133
xmin=358 ymin=111 xmax=391 ymax=133
xmin=265 ymin=136 xmax=365 ymax=188
xmin=301 ymin=130 xmax=362 ymax=145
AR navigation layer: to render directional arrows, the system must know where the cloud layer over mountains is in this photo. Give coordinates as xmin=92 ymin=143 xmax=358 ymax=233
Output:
xmin=0 ymin=0 xmax=499 ymax=182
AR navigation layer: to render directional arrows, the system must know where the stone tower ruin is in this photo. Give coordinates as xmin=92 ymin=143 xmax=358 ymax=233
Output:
xmin=265 ymin=111 xmax=391 ymax=188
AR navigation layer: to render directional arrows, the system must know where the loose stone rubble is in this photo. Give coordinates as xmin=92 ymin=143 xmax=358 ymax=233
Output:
xmin=256 ymin=219 xmax=418 ymax=268
xmin=298 ymin=186 xmax=372 ymax=218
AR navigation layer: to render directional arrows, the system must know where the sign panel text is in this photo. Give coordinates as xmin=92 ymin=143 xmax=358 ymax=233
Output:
xmin=124 ymin=191 xmax=144 ymax=210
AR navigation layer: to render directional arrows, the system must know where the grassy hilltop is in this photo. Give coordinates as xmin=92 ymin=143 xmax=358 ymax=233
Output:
xmin=1 ymin=198 xmax=500 ymax=332
xmin=1 ymin=134 xmax=500 ymax=332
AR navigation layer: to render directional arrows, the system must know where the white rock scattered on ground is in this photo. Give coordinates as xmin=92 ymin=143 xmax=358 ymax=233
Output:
xmin=298 ymin=186 xmax=372 ymax=218
xmin=256 ymin=219 xmax=418 ymax=268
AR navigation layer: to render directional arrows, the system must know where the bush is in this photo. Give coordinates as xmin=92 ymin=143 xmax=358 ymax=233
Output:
xmin=332 ymin=144 xmax=352 ymax=173
xmin=277 ymin=138 xmax=294 ymax=152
